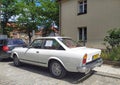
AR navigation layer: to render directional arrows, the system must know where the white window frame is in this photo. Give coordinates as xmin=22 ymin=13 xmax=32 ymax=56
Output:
xmin=78 ymin=0 xmax=87 ymax=15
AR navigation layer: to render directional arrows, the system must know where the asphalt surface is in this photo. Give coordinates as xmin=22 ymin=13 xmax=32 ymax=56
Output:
xmin=0 ymin=60 xmax=120 ymax=85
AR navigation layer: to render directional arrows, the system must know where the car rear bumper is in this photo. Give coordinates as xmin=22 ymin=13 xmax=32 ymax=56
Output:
xmin=77 ymin=58 xmax=103 ymax=74
xmin=0 ymin=52 xmax=11 ymax=59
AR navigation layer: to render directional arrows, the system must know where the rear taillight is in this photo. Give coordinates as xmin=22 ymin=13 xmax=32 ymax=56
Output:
xmin=2 ymin=46 xmax=9 ymax=52
xmin=82 ymin=54 xmax=87 ymax=65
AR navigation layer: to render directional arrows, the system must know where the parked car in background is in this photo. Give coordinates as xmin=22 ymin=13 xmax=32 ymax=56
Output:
xmin=11 ymin=37 xmax=103 ymax=78
xmin=0 ymin=38 xmax=27 ymax=61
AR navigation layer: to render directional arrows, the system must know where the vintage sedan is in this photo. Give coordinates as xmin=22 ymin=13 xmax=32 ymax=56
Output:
xmin=11 ymin=37 xmax=103 ymax=78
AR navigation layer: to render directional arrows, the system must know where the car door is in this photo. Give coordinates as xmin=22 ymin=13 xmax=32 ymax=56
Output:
xmin=36 ymin=39 xmax=65 ymax=64
xmin=22 ymin=39 xmax=46 ymax=66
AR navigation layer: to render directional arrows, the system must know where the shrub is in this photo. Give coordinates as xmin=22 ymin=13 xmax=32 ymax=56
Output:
xmin=102 ymin=46 xmax=120 ymax=61
xmin=104 ymin=28 xmax=120 ymax=48
xmin=103 ymin=28 xmax=120 ymax=61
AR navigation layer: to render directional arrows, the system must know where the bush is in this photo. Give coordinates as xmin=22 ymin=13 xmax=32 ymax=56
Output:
xmin=103 ymin=28 xmax=120 ymax=61
xmin=104 ymin=28 xmax=120 ymax=48
xmin=102 ymin=46 xmax=120 ymax=61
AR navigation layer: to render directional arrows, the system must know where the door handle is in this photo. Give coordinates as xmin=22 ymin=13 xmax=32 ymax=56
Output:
xmin=36 ymin=51 xmax=39 ymax=53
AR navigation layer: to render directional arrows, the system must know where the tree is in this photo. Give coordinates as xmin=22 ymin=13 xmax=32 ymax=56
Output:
xmin=15 ymin=0 xmax=40 ymax=43
xmin=1 ymin=0 xmax=59 ymax=39
xmin=15 ymin=0 xmax=59 ymax=43
xmin=39 ymin=0 xmax=59 ymax=26
xmin=39 ymin=0 xmax=59 ymax=36
xmin=0 ymin=0 xmax=17 ymax=34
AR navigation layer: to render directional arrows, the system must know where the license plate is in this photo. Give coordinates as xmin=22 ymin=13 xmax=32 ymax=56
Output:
xmin=93 ymin=54 xmax=99 ymax=60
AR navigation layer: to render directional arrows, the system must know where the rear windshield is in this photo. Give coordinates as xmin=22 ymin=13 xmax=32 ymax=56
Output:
xmin=8 ymin=39 xmax=25 ymax=45
xmin=58 ymin=38 xmax=78 ymax=48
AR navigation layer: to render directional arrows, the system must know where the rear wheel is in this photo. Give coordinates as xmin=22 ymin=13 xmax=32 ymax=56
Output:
xmin=13 ymin=55 xmax=21 ymax=66
xmin=49 ymin=61 xmax=66 ymax=78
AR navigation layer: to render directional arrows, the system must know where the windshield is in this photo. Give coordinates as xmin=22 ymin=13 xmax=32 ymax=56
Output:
xmin=59 ymin=38 xmax=79 ymax=48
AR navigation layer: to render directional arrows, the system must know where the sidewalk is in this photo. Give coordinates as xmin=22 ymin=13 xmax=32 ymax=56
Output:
xmin=94 ymin=64 xmax=120 ymax=75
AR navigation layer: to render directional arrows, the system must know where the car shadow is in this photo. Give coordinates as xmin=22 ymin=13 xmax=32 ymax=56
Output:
xmin=64 ymin=71 xmax=94 ymax=84
xmin=9 ymin=62 xmax=94 ymax=84
xmin=0 ymin=58 xmax=13 ymax=62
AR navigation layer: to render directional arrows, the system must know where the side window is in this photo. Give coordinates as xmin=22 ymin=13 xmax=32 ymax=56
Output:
xmin=31 ymin=39 xmax=43 ymax=48
xmin=44 ymin=39 xmax=64 ymax=50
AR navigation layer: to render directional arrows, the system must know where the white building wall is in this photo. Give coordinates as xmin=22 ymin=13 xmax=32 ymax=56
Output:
xmin=60 ymin=0 xmax=120 ymax=48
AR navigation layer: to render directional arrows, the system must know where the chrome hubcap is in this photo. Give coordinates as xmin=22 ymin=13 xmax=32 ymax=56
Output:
xmin=51 ymin=62 xmax=62 ymax=76
xmin=14 ymin=57 xmax=19 ymax=65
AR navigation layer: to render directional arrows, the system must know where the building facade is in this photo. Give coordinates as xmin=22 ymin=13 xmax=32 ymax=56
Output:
xmin=59 ymin=0 xmax=120 ymax=48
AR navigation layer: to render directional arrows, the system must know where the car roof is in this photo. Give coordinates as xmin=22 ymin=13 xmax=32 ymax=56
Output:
xmin=0 ymin=38 xmax=22 ymax=40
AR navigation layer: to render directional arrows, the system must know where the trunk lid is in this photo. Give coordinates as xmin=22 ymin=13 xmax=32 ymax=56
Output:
xmin=69 ymin=47 xmax=101 ymax=63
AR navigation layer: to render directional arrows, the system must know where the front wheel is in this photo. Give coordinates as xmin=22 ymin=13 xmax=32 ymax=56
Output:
xmin=49 ymin=61 xmax=66 ymax=79
xmin=13 ymin=55 xmax=21 ymax=66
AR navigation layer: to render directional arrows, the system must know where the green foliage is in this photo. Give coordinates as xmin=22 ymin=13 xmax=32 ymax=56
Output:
xmin=39 ymin=0 xmax=59 ymax=26
xmin=0 ymin=0 xmax=17 ymax=34
xmin=15 ymin=0 xmax=59 ymax=33
xmin=0 ymin=0 xmax=59 ymax=36
xmin=104 ymin=28 xmax=120 ymax=48
xmin=15 ymin=0 xmax=40 ymax=32
xmin=103 ymin=28 xmax=120 ymax=61
xmin=102 ymin=46 xmax=120 ymax=61
xmin=0 ymin=0 xmax=17 ymax=20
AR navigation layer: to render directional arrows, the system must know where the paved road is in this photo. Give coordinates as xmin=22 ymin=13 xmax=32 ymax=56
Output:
xmin=0 ymin=60 xmax=120 ymax=85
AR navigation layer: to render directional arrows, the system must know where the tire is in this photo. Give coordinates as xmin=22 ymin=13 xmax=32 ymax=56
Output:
xmin=49 ymin=61 xmax=66 ymax=79
xmin=13 ymin=55 xmax=21 ymax=66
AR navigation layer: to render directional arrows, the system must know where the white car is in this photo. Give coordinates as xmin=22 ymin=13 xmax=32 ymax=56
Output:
xmin=11 ymin=37 xmax=103 ymax=78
